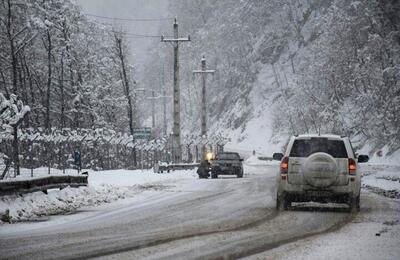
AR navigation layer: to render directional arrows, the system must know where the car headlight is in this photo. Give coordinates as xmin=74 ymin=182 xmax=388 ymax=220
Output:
xmin=206 ymin=152 xmax=214 ymax=161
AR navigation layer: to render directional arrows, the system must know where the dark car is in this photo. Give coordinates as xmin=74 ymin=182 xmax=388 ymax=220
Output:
xmin=210 ymin=152 xmax=244 ymax=178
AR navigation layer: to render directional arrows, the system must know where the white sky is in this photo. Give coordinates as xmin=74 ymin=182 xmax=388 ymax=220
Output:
xmin=77 ymin=0 xmax=170 ymax=80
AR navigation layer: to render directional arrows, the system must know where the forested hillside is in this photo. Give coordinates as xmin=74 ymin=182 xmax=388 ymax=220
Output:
xmin=145 ymin=0 xmax=399 ymax=155
xmin=2 ymin=0 xmax=399 ymax=156
xmin=0 ymin=0 xmax=137 ymax=133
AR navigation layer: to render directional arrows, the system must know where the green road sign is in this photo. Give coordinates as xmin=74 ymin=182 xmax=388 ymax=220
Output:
xmin=133 ymin=127 xmax=152 ymax=139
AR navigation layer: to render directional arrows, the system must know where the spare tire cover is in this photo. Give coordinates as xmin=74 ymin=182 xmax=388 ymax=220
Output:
xmin=301 ymin=152 xmax=338 ymax=188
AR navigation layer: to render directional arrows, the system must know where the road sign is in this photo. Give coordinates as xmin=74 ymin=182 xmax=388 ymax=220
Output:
xmin=133 ymin=127 xmax=152 ymax=140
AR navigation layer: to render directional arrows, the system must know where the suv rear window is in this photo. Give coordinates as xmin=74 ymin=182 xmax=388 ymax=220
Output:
xmin=216 ymin=153 xmax=240 ymax=160
xmin=289 ymin=138 xmax=348 ymax=158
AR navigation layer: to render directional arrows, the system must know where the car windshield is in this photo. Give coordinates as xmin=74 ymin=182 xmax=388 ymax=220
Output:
xmin=289 ymin=138 xmax=348 ymax=158
xmin=216 ymin=153 xmax=240 ymax=160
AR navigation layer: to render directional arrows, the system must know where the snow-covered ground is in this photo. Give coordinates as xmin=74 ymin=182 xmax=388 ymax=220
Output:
xmin=0 ymin=155 xmax=275 ymax=223
xmin=246 ymin=192 xmax=400 ymax=260
xmin=0 ymin=162 xmax=399 ymax=259
xmin=2 ymin=158 xmax=399 ymax=224
xmin=243 ymin=163 xmax=400 ymax=260
xmin=244 ymin=155 xmax=280 ymax=166
xmin=0 ymin=168 xmax=197 ymax=223
xmin=361 ymin=163 xmax=400 ymax=199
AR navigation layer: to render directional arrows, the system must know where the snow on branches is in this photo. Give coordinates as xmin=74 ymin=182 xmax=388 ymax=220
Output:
xmin=0 ymin=93 xmax=30 ymax=130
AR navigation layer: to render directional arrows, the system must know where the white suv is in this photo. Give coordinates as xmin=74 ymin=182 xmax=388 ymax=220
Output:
xmin=273 ymin=134 xmax=369 ymax=212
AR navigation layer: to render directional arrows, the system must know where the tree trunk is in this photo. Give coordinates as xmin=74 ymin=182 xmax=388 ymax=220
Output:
xmin=12 ymin=125 xmax=20 ymax=176
xmin=6 ymin=0 xmax=20 ymax=175
xmin=7 ymin=0 xmax=18 ymax=95
xmin=60 ymin=52 xmax=66 ymax=128
xmin=114 ymin=35 xmax=137 ymax=167
xmin=45 ymin=30 xmax=52 ymax=129
xmin=115 ymin=36 xmax=135 ymax=135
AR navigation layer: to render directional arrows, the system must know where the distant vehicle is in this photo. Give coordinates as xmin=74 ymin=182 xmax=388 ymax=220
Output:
xmin=210 ymin=152 xmax=244 ymax=178
xmin=273 ymin=134 xmax=369 ymax=212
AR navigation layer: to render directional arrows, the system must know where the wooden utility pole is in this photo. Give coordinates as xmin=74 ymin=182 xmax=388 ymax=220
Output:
xmin=151 ymin=90 xmax=155 ymax=129
xmin=193 ymin=56 xmax=215 ymax=137
xmin=161 ymin=63 xmax=167 ymax=137
xmin=161 ymin=18 xmax=190 ymax=162
xmin=163 ymin=88 xmax=167 ymax=136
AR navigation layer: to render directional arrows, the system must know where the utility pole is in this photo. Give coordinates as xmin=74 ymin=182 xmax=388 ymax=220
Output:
xmin=163 ymin=88 xmax=167 ymax=136
xmin=193 ymin=56 xmax=215 ymax=137
xmin=161 ymin=18 xmax=190 ymax=163
xmin=161 ymin=62 xmax=167 ymax=137
xmin=151 ymin=90 xmax=155 ymax=129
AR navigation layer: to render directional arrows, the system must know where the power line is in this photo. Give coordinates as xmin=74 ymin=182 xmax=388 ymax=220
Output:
xmin=112 ymin=31 xmax=161 ymax=38
xmin=85 ymin=13 xmax=174 ymax=22
xmin=86 ymin=32 xmax=162 ymax=39
xmin=85 ymin=19 xmax=164 ymax=38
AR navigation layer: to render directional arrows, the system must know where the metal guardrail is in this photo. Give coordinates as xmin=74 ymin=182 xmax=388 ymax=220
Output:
xmin=257 ymin=156 xmax=274 ymax=161
xmin=0 ymin=175 xmax=88 ymax=196
xmin=154 ymin=163 xmax=200 ymax=173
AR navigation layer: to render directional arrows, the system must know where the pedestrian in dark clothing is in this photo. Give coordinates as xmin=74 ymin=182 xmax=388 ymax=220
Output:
xmin=197 ymin=160 xmax=210 ymax=178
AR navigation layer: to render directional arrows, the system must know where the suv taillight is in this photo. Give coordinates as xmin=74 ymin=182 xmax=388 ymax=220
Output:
xmin=348 ymin=158 xmax=356 ymax=175
xmin=280 ymin=156 xmax=289 ymax=177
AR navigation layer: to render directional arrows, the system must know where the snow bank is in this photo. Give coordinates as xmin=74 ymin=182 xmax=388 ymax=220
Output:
xmin=89 ymin=168 xmax=197 ymax=187
xmin=0 ymin=168 xmax=198 ymax=223
xmin=0 ymin=184 xmax=142 ymax=223
xmin=369 ymin=148 xmax=400 ymax=166
xmin=362 ymin=164 xmax=400 ymax=199
xmin=244 ymin=155 xmax=279 ymax=166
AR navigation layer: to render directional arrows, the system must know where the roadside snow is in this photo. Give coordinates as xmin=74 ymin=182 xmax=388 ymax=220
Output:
xmin=363 ymin=178 xmax=400 ymax=191
xmin=0 ymin=168 xmax=197 ymax=223
xmin=245 ymin=155 xmax=280 ymax=166
xmin=361 ymin=164 xmax=400 ymax=199
xmin=368 ymin=146 xmax=400 ymax=166
xmin=89 ymin=168 xmax=197 ymax=187
xmin=0 ymin=185 xmax=140 ymax=222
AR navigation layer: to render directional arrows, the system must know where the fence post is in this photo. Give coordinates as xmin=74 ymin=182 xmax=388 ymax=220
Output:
xmin=30 ymin=140 xmax=34 ymax=178
xmin=47 ymin=141 xmax=51 ymax=175
xmin=195 ymin=145 xmax=199 ymax=162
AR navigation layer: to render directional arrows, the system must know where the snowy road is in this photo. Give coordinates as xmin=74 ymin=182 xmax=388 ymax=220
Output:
xmin=0 ymin=164 xmax=399 ymax=260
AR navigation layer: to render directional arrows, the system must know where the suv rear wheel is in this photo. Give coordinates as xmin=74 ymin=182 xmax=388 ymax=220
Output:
xmin=349 ymin=195 xmax=360 ymax=212
xmin=211 ymin=173 xmax=218 ymax=179
xmin=276 ymin=193 xmax=290 ymax=211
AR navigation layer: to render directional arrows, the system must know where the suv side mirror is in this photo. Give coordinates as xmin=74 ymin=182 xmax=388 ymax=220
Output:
xmin=358 ymin=155 xmax=369 ymax=163
xmin=239 ymin=158 xmax=244 ymax=162
xmin=273 ymin=153 xmax=284 ymax=161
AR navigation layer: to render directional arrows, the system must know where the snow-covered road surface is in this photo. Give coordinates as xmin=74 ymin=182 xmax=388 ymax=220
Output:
xmin=0 ymin=164 xmax=399 ymax=260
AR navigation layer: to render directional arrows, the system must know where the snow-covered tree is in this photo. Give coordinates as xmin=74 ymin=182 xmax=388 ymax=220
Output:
xmin=0 ymin=93 xmax=30 ymax=176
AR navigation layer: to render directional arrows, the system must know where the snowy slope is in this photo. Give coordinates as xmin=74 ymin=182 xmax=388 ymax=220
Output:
xmin=222 ymin=65 xmax=287 ymax=156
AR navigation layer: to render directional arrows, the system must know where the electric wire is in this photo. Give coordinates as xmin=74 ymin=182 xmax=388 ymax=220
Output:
xmin=85 ymin=13 xmax=174 ymax=22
